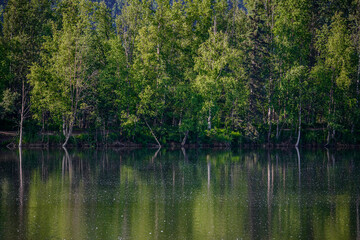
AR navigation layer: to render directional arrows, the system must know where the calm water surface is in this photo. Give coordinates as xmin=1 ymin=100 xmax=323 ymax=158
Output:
xmin=0 ymin=148 xmax=359 ymax=240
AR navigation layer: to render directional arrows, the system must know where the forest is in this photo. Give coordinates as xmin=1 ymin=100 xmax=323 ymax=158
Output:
xmin=0 ymin=0 xmax=359 ymax=148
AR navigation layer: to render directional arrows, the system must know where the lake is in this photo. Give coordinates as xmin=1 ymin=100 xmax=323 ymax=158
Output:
xmin=0 ymin=148 xmax=359 ymax=239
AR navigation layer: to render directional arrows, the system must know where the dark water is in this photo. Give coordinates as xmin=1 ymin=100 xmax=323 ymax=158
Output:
xmin=0 ymin=148 xmax=359 ymax=240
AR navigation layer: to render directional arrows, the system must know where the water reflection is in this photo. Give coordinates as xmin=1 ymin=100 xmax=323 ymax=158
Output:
xmin=0 ymin=149 xmax=359 ymax=239
xmin=18 ymin=147 xmax=24 ymax=237
xmin=357 ymin=197 xmax=360 ymax=240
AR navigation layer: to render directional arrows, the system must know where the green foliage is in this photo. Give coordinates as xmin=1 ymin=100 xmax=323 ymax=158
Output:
xmin=303 ymin=130 xmax=325 ymax=145
xmin=1 ymin=0 xmax=360 ymax=147
xmin=204 ymin=128 xmax=232 ymax=144
xmin=0 ymin=89 xmax=19 ymax=117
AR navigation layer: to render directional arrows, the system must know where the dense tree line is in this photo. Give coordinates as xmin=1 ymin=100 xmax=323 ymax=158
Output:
xmin=0 ymin=0 xmax=359 ymax=147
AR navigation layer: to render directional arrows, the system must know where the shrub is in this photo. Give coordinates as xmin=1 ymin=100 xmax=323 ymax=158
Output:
xmin=204 ymin=128 xmax=232 ymax=144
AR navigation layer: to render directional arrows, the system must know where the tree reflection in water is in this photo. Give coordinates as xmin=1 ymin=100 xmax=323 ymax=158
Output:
xmin=0 ymin=149 xmax=358 ymax=239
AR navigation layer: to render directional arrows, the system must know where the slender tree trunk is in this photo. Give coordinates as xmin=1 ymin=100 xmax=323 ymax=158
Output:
xmin=102 ymin=121 xmax=107 ymax=146
xmin=18 ymin=79 xmax=25 ymax=147
xmin=267 ymin=106 xmax=272 ymax=143
xmin=267 ymin=2 xmax=274 ymax=144
xmin=214 ymin=15 xmax=217 ymax=36
xmin=63 ymin=116 xmax=66 ymax=136
xmin=19 ymin=111 xmax=24 ymax=148
xmin=95 ymin=127 xmax=98 ymax=147
xmin=276 ymin=116 xmax=279 ymax=140
xmin=41 ymin=112 xmax=45 ymax=143
xmin=353 ymin=54 xmax=360 ymax=138
xmin=295 ymin=72 xmax=302 ymax=148
xmin=63 ymin=132 xmax=71 ymax=148
xmin=326 ymin=129 xmax=331 ymax=146
xmin=326 ymin=72 xmax=335 ymax=146
xmin=181 ymin=147 xmax=188 ymax=162
xmin=62 ymin=106 xmax=77 ymax=148
xmin=144 ymin=118 xmax=161 ymax=147
xmin=181 ymin=130 xmax=189 ymax=147
xmin=62 ymin=119 xmax=74 ymax=148
xmin=295 ymin=102 xmax=301 ymax=147
xmin=208 ymin=108 xmax=211 ymax=130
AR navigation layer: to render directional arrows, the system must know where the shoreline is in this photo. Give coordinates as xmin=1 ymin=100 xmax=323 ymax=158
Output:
xmin=2 ymin=141 xmax=360 ymax=150
xmin=2 ymin=131 xmax=360 ymax=150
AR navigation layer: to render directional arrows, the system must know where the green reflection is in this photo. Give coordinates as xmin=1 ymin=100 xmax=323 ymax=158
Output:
xmin=0 ymin=149 xmax=358 ymax=240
